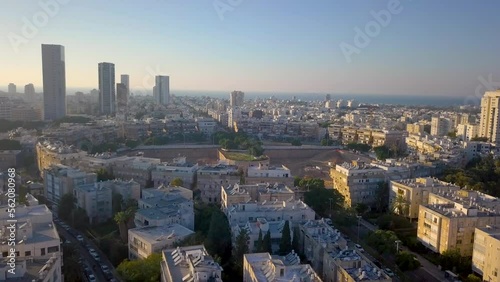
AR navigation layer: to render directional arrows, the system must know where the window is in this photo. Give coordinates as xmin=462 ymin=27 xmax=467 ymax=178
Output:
xmin=280 ymin=269 xmax=284 ymax=277
xmin=25 ymin=251 xmax=31 ymax=256
xmin=2 ymin=252 xmax=7 ymax=257
xmin=41 ymin=248 xmax=45 ymax=256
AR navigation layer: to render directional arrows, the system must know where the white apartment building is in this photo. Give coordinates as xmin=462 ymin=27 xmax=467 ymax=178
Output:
xmin=152 ymin=157 xmax=198 ymax=189
xmin=232 ymin=218 xmax=292 ymax=253
xmin=221 ymin=183 xmax=295 ymax=211
xmin=197 ymin=164 xmax=240 ymax=204
xmin=431 ymin=117 xmax=451 ymax=137
xmin=43 ymin=164 xmax=97 ymax=208
xmin=161 ymin=245 xmax=223 ymax=282
xmin=456 ymin=124 xmax=479 ymax=141
xmin=480 ymin=90 xmax=500 ymax=144
xmin=135 ymin=185 xmax=194 ymax=230
xmin=0 ymin=204 xmax=62 ymax=282
xmin=128 ymin=224 xmax=194 ymax=260
xmin=323 ymin=249 xmax=391 ymax=282
xmin=226 ymin=200 xmax=316 ymax=226
xmin=195 ymin=117 xmax=217 ymax=136
xmin=243 ymin=252 xmax=322 ymax=282
xmin=73 ymin=182 xmax=113 ymax=224
xmin=472 ymin=225 xmax=500 ymax=282
xmin=297 ymin=219 xmax=347 ymax=277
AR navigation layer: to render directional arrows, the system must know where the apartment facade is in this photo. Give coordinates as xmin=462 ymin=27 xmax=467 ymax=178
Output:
xmin=472 ymin=226 xmax=500 ymax=282
xmin=323 ymin=249 xmax=391 ymax=282
xmin=221 ymin=183 xmax=295 ymax=211
xmin=197 ymin=164 xmax=240 ymax=204
xmin=151 ymin=157 xmax=198 ymax=189
xmin=73 ymin=182 xmax=113 ymax=224
xmin=417 ymin=190 xmax=500 ymax=256
xmin=480 ymin=90 xmax=500 ymax=144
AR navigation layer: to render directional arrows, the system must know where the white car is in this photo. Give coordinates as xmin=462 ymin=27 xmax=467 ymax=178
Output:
xmin=76 ymin=235 xmax=84 ymax=242
xmin=88 ymin=274 xmax=97 ymax=282
xmin=101 ymin=265 xmax=110 ymax=273
xmin=355 ymin=244 xmax=365 ymax=252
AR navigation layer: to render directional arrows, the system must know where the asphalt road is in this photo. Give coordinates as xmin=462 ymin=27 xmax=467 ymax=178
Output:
xmin=54 ymin=219 xmax=121 ymax=282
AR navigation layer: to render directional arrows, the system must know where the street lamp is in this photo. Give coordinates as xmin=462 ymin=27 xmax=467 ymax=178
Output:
xmin=395 ymin=240 xmax=402 ymax=253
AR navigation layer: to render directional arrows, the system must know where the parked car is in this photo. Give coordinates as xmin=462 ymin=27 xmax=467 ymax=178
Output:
xmin=88 ymin=274 xmax=97 ymax=282
xmin=355 ymin=244 xmax=365 ymax=252
xmin=76 ymin=235 xmax=84 ymax=242
xmin=101 ymin=265 xmax=110 ymax=273
xmin=384 ymin=268 xmax=395 ymax=277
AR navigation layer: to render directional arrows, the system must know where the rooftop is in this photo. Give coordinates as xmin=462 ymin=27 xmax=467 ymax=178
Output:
xmin=162 ymin=245 xmax=223 ymax=282
xmin=1 ymin=254 xmax=61 ymax=282
xmin=220 ymin=150 xmax=268 ymax=161
xmin=392 ymin=177 xmax=460 ymax=189
xmin=425 ymin=189 xmax=500 ymax=217
xmin=129 ymin=224 xmax=194 ymax=243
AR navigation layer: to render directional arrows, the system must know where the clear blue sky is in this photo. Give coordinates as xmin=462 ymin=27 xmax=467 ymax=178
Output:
xmin=1 ymin=0 xmax=500 ymax=97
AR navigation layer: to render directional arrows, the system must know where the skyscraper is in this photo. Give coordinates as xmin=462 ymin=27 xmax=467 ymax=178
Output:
xmin=116 ymin=83 xmax=128 ymax=114
xmin=24 ymin=83 xmax=35 ymax=96
xmin=121 ymin=74 xmax=130 ymax=97
xmin=479 ymin=90 xmax=500 ymax=143
xmin=42 ymin=44 xmax=66 ymax=120
xmin=230 ymin=91 xmax=244 ymax=108
xmin=98 ymin=62 xmax=115 ymax=115
xmin=8 ymin=83 xmax=16 ymax=94
xmin=154 ymin=75 xmax=170 ymax=105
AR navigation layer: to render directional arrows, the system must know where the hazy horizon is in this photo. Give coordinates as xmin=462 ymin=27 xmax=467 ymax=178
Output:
xmin=2 ymin=1 xmax=500 ymax=97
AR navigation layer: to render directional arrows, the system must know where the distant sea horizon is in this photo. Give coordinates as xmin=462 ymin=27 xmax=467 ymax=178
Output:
xmin=1 ymin=87 xmax=477 ymax=107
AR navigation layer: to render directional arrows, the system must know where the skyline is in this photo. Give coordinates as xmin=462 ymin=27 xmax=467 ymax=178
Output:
xmin=2 ymin=1 xmax=500 ymax=97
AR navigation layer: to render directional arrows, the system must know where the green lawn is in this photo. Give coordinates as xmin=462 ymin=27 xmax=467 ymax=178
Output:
xmin=223 ymin=151 xmax=268 ymax=161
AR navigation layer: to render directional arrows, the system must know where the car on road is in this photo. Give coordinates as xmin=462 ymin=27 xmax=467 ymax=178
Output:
xmin=384 ymin=268 xmax=395 ymax=277
xmin=101 ymin=265 xmax=110 ymax=273
xmin=90 ymin=252 xmax=100 ymax=262
xmin=76 ymin=235 xmax=84 ymax=242
xmin=88 ymin=274 xmax=97 ymax=282
xmin=355 ymin=244 xmax=365 ymax=252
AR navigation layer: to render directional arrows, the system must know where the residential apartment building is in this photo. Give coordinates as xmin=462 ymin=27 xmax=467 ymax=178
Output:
xmin=106 ymin=179 xmax=141 ymax=201
xmin=128 ymin=224 xmax=194 ymax=260
xmin=323 ymin=249 xmax=391 ymax=282
xmin=330 ymin=161 xmax=387 ymax=208
xmin=457 ymin=124 xmax=479 ymax=141
xmin=479 ymin=90 xmax=500 ymax=144
xmin=151 ymin=157 xmax=198 ymax=189
xmin=232 ymin=218 xmax=292 ymax=253
xmin=161 ymin=245 xmax=223 ymax=282
xmin=230 ymin=90 xmax=245 ymax=108
xmin=431 ymin=117 xmax=451 ymax=137
xmin=0 ymin=204 xmax=62 ymax=281
xmin=389 ymin=177 xmax=460 ymax=220
xmin=406 ymin=123 xmax=425 ymax=135
xmin=417 ymin=189 xmax=500 ymax=256
xmin=135 ymin=185 xmax=194 ymax=230
xmin=73 ymin=182 xmax=113 ymax=224
xmin=111 ymin=156 xmax=162 ymax=188
xmin=246 ymin=164 xmax=294 ymax=186
xmin=221 ymin=183 xmax=295 ymax=211
xmin=297 ymin=219 xmax=347 ymax=278
xmin=197 ymin=163 xmax=240 ymax=204
xmin=226 ymin=200 xmax=316 ymax=226
xmin=36 ymin=140 xmax=86 ymax=176
xmin=43 ymin=164 xmax=97 ymax=208
xmin=472 ymin=225 xmax=500 ymax=282
xmin=243 ymin=252 xmax=322 ymax=282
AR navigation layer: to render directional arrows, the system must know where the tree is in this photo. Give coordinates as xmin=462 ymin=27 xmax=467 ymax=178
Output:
xmin=248 ymin=144 xmax=264 ymax=157
xmin=112 ymin=192 xmax=124 ymax=215
xmin=59 ymin=194 xmax=76 ymax=222
xmin=366 ymin=230 xmax=399 ymax=255
xmin=439 ymin=249 xmax=471 ymax=275
xmin=263 ymin=229 xmax=272 ymax=253
xmin=464 ymin=274 xmax=482 ymax=282
xmin=117 ymin=253 xmax=162 ymax=282
xmin=279 ymin=220 xmax=292 ymax=255
xmin=95 ymin=168 xmax=114 ymax=181
xmin=470 ymin=136 xmax=488 ymax=142
xmin=291 ymin=139 xmax=302 ymax=146
xmin=303 ymin=186 xmax=344 ymax=217
xmin=374 ymin=145 xmax=392 ymax=160
xmin=255 ymin=229 xmax=264 ymax=252
xmin=205 ymin=211 xmax=232 ymax=263
xmin=374 ymin=182 xmax=389 ymax=212
xmin=233 ymin=228 xmax=250 ymax=272
xmin=114 ymin=207 xmax=135 ymax=243
xmin=62 ymin=243 xmax=84 ymax=282
xmin=355 ymin=203 xmax=369 ymax=215
xmin=396 ymin=251 xmax=420 ymax=271
xmin=170 ymin=177 xmax=184 ymax=187
xmin=392 ymin=194 xmax=410 ymax=217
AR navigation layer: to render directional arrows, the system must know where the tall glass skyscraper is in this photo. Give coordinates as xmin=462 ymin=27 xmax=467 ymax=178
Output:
xmin=42 ymin=44 xmax=66 ymax=120
xmin=98 ymin=62 xmax=116 ymax=115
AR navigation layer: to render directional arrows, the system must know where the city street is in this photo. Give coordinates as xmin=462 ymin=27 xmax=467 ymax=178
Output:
xmin=55 ymin=220 xmax=121 ymax=282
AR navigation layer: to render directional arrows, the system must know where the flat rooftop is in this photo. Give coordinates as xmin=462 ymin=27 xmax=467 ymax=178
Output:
xmin=162 ymin=245 xmax=223 ymax=282
xmin=129 ymin=224 xmax=194 ymax=243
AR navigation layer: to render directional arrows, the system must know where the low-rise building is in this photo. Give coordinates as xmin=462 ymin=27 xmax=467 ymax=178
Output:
xmin=232 ymin=218 xmax=292 ymax=253
xmin=472 ymin=225 xmax=500 ymax=282
xmin=107 ymin=179 xmax=141 ymax=201
xmin=152 ymin=157 xmax=198 ymax=189
xmin=128 ymin=224 xmax=195 ymax=260
xmin=0 ymin=204 xmax=62 ymax=282
xmin=161 ymin=245 xmax=223 ymax=282
xmin=323 ymin=249 xmax=391 ymax=282
xmin=111 ymin=156 xmax=161 ymax=188
xmin=243 ymin=252 xmax=322 ymax=282
xmin=221 ymin=183 xmax=295 ymax=211
xmin=197 ymin=163 xmax=240 ymax=204
xmin=226 ymin=200 xmax=315 ymax=226
xmin=135 ymin=185 xmax=194 ymax=230
xmin=43 ymin=164 xmax=97 ymax=209
xmin=389 ymin=178 xmax=460 ymax=220
xmin=417 ymin=189 xmax=500 ymax=256
xmin=246 ymin=164 xmax=293 ymax=186
xmin=36 ymin=140 xmax=86 ymax=176
xmin=73 ymin=182 xmax=113 ymax=224
xmin=297 ymin=219 xmax=347 ymax=276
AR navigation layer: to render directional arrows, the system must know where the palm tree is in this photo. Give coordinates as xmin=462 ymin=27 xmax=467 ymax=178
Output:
xmin=392 ymin=194 xmax=410 ymax=217
xmin=114 ymin=207 xmax=136 ymax=242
